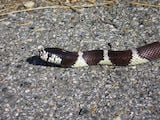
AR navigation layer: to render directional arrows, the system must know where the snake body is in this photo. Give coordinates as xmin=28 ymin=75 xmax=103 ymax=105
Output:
xmin=38 ymin=42 xmax=160 ymax=68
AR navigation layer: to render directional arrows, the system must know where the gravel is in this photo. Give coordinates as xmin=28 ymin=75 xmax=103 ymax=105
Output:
xmin=0 ymin=1 xmax=160 ymax=120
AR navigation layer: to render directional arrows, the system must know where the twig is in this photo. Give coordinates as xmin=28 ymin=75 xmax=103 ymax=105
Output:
xmin=57 ymin=0 xmax=80 ymax=13
xmin=0 ymin=2 xmax=115 ymax=17
xmin=0 ymin=17 xmax=7 ymax=22
xmin=0 ymin=5 xmax=69 ymax=16
xmin=131 ymin=1 xmax=160 ymax=8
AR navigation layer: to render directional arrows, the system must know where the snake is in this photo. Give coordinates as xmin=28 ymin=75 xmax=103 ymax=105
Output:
xmin=38 ymin=42 xmax=160 ymax=68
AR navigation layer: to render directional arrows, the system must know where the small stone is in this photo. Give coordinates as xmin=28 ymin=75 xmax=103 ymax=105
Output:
xmin=79 ymin=108 xmax=89 ymax=115
xmin=23 ymin=1 xmax=35 ymax=8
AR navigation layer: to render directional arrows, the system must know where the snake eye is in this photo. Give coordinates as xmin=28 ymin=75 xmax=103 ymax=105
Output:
xmin=48 ymin=52 xmax=52 ymax=57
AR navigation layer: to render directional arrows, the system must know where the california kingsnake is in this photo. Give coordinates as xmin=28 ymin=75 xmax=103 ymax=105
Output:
xmin=38 ymin=42 xmax=160 ymax=68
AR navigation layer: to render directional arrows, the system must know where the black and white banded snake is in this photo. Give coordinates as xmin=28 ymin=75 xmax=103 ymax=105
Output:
xmin=38 ymin=42 xmax=160 ymax=68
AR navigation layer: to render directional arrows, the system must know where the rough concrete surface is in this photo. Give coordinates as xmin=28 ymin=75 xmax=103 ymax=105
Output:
xmin=0 ymin=1 xmax=160 ymax=120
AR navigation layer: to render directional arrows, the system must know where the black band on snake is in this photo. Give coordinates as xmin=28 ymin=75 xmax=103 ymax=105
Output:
xmin=38 ymin=42 xmax=160 ymax=68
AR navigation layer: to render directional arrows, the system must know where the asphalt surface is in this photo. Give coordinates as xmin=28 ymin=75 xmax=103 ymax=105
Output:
xmin=0 ymin=1 xmax=160 ymax=120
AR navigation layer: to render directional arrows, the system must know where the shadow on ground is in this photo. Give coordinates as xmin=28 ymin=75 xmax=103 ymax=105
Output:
xmin=26 ymin=56 xmax=61 ymax=67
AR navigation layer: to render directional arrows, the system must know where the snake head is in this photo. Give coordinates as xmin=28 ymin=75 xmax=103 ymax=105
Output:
xmin=38 ymin=45 xmax=45 ymax=56
xmin=38 ymin=45 xmax=44 ymax=55
xmin=38 ymin=45 xmax=49 ymax=62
